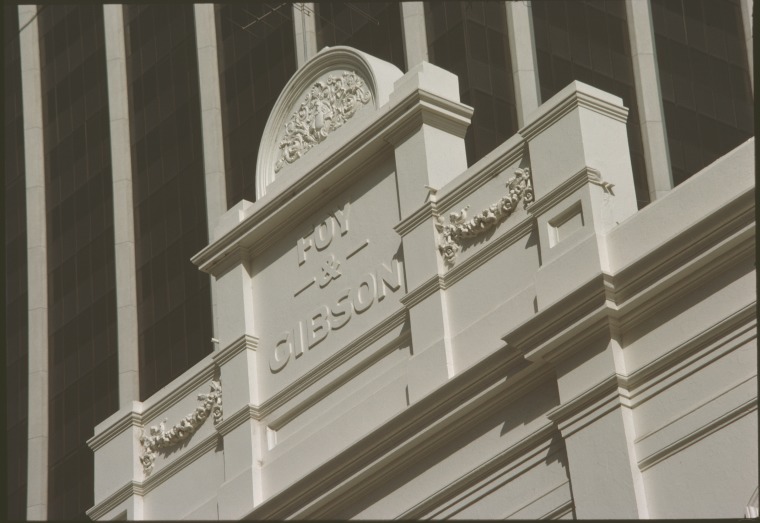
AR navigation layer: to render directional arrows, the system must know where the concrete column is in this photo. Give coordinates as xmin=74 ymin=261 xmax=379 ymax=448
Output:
xmin=400 ymin=2 xmax=427 ymax=70
xmin=103 ymin=5 xmax=140 ymax=408
xmin=19 ymin=5 xmax=48 ymax=520
xmin=194 ymin=4 xmax=227 ymax=341
xmin=740 ymin=0 xmax=753 ymax=92
xmin=518 ymin=82 xmax=647 ymax=517
xmin=293 ymin=3 xmax=318 ymax=67
xmin=387 ymin=63 xmax=471 ymax=401
xmin=625 ymin=0 xmax=674 ymax=202
xmin=505 ymin=0 xmax=541 ymax=126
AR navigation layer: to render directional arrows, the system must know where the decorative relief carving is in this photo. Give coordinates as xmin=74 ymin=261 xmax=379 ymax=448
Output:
xmin=435 ymin=167 xmax=534 ymax=265
xmin=138 ymin=381 xmax=222 ymax=474
xmin=275 ymin=72 xmax=372 ymax=172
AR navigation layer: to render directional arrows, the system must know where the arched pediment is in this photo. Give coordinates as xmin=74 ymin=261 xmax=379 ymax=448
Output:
xmin=255 ymin=46 xmax=403 ymax=198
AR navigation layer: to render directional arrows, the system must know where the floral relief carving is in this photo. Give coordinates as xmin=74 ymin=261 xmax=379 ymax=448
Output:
xmin=274 ymin=71 xmax=372 ymax=172
xmin=435 ymin=167 xmax=534 ymax=265
xmin=139 ymin=380 xmax=222 ymax=474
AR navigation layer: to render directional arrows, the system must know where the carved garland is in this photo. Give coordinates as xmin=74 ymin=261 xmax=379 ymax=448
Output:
xmin=139 ymin=381 xmax=222 ymax=473
xmin=435 ymin=167 xmax=534 ymax=265
xmin=275 ymin=71 xmax=372 ymax=172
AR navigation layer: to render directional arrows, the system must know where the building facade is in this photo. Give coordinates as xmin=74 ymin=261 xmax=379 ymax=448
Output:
xmin=4 ymin=1 xmax=755 ymax=520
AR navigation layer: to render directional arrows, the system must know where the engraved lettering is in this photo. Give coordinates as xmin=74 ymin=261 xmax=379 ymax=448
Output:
xmin=333 ymin=202 xmax=350 ymax=236
xmin=352 ymin=274 xmax=376 ymax=314
xmin=270 ymin=256 xmax=404 ymax=373
xmin=307 ymin=305 xmax=330 ymax=348
xmin=270 ymin=332 xmax=292 ymax=372
xmin=376 ymin=259 xmax=402 ymax=301
xmin=314 ymin=220 xmax=333 ymax=250
xmin=330 ymin=289 xmax=352 ymax=330
xmin=293 ymin=321 xmax=306 ymax=358
xmin=297 ymin=235 xmax=313 ymax=266
xmin=318 ymin=254 xmax=342 ymax=288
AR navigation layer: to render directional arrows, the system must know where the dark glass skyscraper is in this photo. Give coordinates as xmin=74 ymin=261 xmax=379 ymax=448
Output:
xmin=4 ymin=2 xmax=753 ymax=519
xmin=38 ymin=5 xmax=119 ymax=518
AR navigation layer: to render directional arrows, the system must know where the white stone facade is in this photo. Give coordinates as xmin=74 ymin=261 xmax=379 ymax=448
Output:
xmin=87 ymin=46 xmax=756 ymax=520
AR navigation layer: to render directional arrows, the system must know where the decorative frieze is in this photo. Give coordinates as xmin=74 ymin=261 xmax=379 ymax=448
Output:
xmin=435 ymin=167 xmax=534 ymax=264
xmin=275 ymin=71 xmax=372 ymax=172
xmin=139 ymin=381 xmax=222 ymax=474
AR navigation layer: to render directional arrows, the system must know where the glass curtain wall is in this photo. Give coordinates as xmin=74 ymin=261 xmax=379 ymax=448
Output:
xmin=216 ymin=3 xmax=297 ymax=206
xmin=315 ymin=2 xmax=406 ymax=72
xmin=5 ymin=5 xmax=29 ymax=519
xmin=531 ymin=0 xmax=649 ymax=208
xmin=39 ymin=6 xmax=119 ymax=518
xmin=651 ymin=0 xmax=753 ymax=185
xmin=124 ymin=5 xmax=213 ymax=399
xmin=424 ymin=1 xmax=518 ymax=166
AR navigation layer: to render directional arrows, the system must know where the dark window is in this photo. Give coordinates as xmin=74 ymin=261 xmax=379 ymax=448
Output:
xmin=5 ymin=5 xmax=29 ymax=520
xmin=216 ymin=4 xmax=297 ymax=206
xmin=651 ymin=0 xmax=752 ymax=185
xmin=532 ymin=0 xmax=649 ymax=208
xmin=125 ymin=5 xmax=213 ymax=400
xmin=424 ymin=1 xmax=518 ymax=166
xmin=38 ymin=6 xmax=119 ymax=519
xmin=315 ymin=2 xmax=406 ymax=72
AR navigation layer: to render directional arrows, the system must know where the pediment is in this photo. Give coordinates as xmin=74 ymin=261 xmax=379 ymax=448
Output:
xmin=255 ymin=46 xmax=403 ymax=198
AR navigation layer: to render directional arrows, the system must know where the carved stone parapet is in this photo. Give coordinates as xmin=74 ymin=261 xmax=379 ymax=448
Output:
xmin=274 ymin=71 xmax=371 ymax=172
xmin=435 ymin=167 xmax=534 ymax=265
xmin=138 ymin=380 xmax=223 ymax=474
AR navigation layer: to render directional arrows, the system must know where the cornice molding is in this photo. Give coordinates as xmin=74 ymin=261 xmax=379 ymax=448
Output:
xmin=141 ymin=362 xmax=217 ymax=426
xmin=253 ymin=352 xmax=547 ymax=519
xmin=88 ymin=432 xmax=222 ymax=520
xmin=637 ymin=396 xmax=757 ymax=471
xmin=258 ymin=308 xmax=408 ymax=417
xmin=212 ymin=334 xmax=258 ymax=367
xmin=547 ymin=374 xmax=623 ymax=438
xmin=193 ymin=85 xmax=472 ymax=276
xmin=527 ymin=165 xmax=605 ymax=217
xmin=88 ymin=360 xmax=216 ymax=453
xmin=86 ymin=481 xmax=141 ymax=521
xmin=88 ymin=412 xmax=141 ymax=452
xmin=394 ymin=200 xmax=439 ymax=238
xmin=620 ymin=304 xmax=757 ymax=403
xmin=520 ymin=84 xmax=628 ymax=142
xmin=399 ymin=423 xmax=557 ymax=519
xmin=400 ymin=275 xmax=445 ymax=309
xmin=434 ymin=140 xmax=526 ymax=216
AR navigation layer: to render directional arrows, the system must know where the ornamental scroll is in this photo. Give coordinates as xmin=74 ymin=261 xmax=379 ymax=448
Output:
xmin=435 ymin=167 xmax=534 ymax=265
xmin=274 ymin=71 xmax=372 ymax=173
xmin=138 ymin=381 xmax=222 ymax=474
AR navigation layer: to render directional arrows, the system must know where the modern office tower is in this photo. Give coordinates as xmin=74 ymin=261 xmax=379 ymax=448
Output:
xmin=5 ymin=2 xmax=755 ymax=520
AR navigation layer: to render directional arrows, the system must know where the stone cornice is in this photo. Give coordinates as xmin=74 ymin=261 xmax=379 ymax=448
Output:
xmin=86 ymin=481 xmax=141 ymax=520
xmin=212 ymin=334 xmax=258 ymax=367
xmin=619 ymin=304 xmax=756 ymax=404
xmin=547 ymin=374 xmax=623 ymax=438
xmin=193 ymin=86 xmax=472 ymax=276
xmin=394 ymin=200 xmax=439 ymax=238
xmin=399 ymin=275 xmax=445 ymax=309
xmin=247 ymin=350 xmax=547 ymax=519
xmin=520 ymin=81 xmax=628 ymax=142
xmin=527 ymin=165 xmax=606 ymax=217
xmin=87 ymin=359 xmax=216 ymax=452
xmin=88 ymin=412 xmax=141 ymax=452
xmin=399 ymin=422 xmax=557 ymax=519
xmin=257 ymin=308 xmax=409 ymax=418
